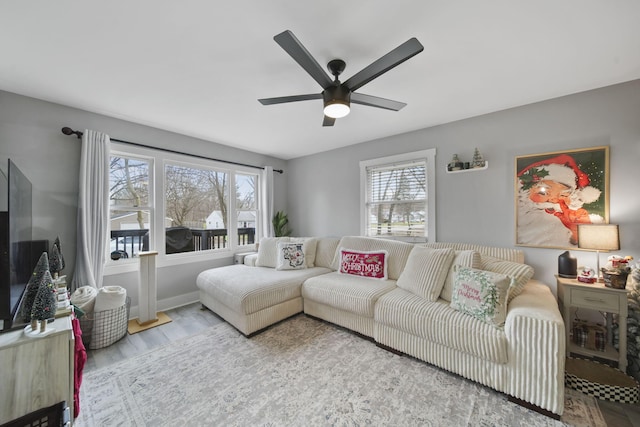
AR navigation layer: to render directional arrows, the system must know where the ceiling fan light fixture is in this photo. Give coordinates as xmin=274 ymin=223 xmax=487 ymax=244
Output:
xmin=324 ymin=101 xmax=350 ymax=119
xmin=323 ymin=86 xmax=351 ymax=119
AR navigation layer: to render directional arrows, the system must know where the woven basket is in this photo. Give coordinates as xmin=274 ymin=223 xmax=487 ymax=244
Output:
xmin=602 ymin=271 xmax=629 ymax=289
xmin=79 ymin=296 xmax=130 ymax=349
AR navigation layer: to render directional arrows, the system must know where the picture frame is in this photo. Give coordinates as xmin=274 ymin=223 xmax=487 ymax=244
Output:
xmin=515 ymin=146 xmax=609 ymax=249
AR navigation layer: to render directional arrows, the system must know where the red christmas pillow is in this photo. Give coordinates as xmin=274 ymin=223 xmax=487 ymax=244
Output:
xmin=338 ymin=248 xmax=388 ymax=280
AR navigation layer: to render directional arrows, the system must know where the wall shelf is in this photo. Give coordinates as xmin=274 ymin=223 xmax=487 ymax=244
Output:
xmin=446 ymin=161 xmax=488 ymax=174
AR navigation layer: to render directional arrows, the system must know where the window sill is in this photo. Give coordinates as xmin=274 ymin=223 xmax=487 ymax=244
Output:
xmin=103 ymin=246 xmax=256 ymax=276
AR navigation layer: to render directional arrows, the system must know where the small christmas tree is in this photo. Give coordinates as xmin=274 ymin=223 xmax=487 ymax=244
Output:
xmin=614 ymin=264 xmax=640 ymax=380
xmin=31 ymin=270 xmax=57 ymax=332
xmin=471 ymin=148 xmax=485 ymax=168
xmin=49 ymin=237 xmax=65 ymax=279
xmin=20 ymin=252 xmax=50 ymax=324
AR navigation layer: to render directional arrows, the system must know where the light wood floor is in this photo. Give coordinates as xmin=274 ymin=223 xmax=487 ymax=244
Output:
xmin=84 ymin=302 xmax=223 ymax=373
xmin=83 ymin=302 xmax=640 ymax=426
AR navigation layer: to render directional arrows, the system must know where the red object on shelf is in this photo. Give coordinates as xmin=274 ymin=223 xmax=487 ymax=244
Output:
xmin=577 ymin=276 xmax=596 ymax=284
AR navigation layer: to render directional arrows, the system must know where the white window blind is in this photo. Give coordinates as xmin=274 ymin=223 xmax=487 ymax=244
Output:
xmin=365 ymin=160 xmax=426 ymax=238
xmin=360 ymin=149 xmax=435 ymax=242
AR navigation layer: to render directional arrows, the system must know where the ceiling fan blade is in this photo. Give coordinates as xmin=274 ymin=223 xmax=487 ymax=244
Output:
xmin=343 ymin=38 xmax=424 ymax=92
xmin=351 ymin=93 xmax=407 ymax=111
xmin=322 ymin=115 xmax=336 ymax=127
xmin=258 ymin=93 xmax=322 ymax=105
xmin=274 ymin=30 xmax=334 ymax=89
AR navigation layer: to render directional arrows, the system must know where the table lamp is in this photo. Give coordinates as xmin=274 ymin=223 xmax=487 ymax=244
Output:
xmin=577 ymin=224 xmax=620 ymax=282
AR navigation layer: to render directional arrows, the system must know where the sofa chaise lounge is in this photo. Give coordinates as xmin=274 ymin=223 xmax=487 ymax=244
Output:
xmin=196 ymin=236 xmax=565 ymax=416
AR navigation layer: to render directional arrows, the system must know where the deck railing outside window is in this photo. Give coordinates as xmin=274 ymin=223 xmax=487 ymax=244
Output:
xmin=110 ymin=227 xmax=255 ymax=260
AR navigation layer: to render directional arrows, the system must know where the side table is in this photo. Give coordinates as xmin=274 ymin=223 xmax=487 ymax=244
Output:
xmin=557 ymin=276 xmax=629 ymax=371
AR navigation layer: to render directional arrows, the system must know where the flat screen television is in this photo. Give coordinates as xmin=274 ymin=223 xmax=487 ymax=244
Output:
xmin=0 ymin=159 xmax=35 ymax=333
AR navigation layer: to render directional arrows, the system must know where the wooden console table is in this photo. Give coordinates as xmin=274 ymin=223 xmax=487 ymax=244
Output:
xmin=0 ymin=316 xmax=74 ymax=424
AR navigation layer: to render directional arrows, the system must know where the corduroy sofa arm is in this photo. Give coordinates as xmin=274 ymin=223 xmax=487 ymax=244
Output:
xmin=503 ymin=280 xmax=566 ymax=415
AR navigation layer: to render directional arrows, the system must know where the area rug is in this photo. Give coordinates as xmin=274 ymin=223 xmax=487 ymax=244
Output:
xmin=76 ymin=315 xmax=605 ymax=427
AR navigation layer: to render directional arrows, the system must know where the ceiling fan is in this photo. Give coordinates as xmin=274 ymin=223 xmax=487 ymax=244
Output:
xmin=258 ymin=30 xmax=424 ymax=126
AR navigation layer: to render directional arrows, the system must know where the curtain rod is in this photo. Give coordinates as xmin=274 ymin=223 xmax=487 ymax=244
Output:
xmin=61 ymin=127 xmax=284 ymax=174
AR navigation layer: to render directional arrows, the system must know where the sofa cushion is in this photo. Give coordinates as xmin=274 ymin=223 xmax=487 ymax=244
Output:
xmin=256 ymin=237 xmax=289 ymax=267
xmin=196 ymin=264 xmax=331 ymax=315
xmin=421 ymin=242 xmax=524 ymax=263
xmin=481 ymin=256 xmax=534 ymax=303
xmin=338 ymin=248 xmax=388 ymax=280
xmin=257 ymin=237 xmax=318 ymax=268
xmin=441 ymin=250 xmax=482 ymax=302
xmin=315 ymin=237 xmax=341 ymax=269
xmin=450 ymin=266 xmax=513 ymax=327
xmin=396 ymin=247 xmax=455 ymax=301
xmin=302 ymin=272 xmax=397 ymax=318
xmin=331 ymin=236 xmax=414 ymax=280
xmin=375 ymin=288 xmax=508 ymax=364
xmin=276 ymin=241 xmax=307 ymax=270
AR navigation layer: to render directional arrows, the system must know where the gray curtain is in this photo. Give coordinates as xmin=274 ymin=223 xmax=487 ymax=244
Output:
xmin=71 ymin=130 xmax=110 ymax=290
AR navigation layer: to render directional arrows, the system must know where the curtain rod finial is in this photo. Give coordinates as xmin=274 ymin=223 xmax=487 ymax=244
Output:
xmin=62 ymin=127 xmax=83 ymax=139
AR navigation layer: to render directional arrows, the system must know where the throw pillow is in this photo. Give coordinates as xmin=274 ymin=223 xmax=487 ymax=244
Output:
xmin=276 ymin=242 xmax=307 ymax=270
xmin=338 ymin=248 xmax=388 ymax=280
xmin=256 ymin=237 xmax=289 ymax=268
xmin=481 ymin=256 xmax=534 ymax=303
xmin=297 ymin=237 xmax=318 ymax=268
xmin=440 ymin=250 xmax=482 ymax=302
xmin=396 ymin=247 xmax=455 ymax=301
xmin=451 ymin=265 xmax=514 ymax=327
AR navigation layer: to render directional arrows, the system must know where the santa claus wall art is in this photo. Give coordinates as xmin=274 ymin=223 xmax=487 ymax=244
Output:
xmin=515 ymin=146 xmax=609 ymax=249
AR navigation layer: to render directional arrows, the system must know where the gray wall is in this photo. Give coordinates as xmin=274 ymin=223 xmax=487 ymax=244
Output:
xmin=2 ymin=79 xmax=638 ymax=307
xmin=287 ymin=80 xmax=640 ymax=294
xmin=0 ymin=90 xmax=287 ymax=311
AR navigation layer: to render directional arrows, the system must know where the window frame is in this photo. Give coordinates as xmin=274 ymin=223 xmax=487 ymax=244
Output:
xmin=359 ymin=149 xmax=436 ymax=243
xmin=105 ymin=142 xmax=261 ymax=275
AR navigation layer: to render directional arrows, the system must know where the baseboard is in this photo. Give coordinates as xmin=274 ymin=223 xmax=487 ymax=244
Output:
xmin=507 ymin=395 xmax=560 ymax=420
xmin=128 ymin=291 xmax=199 ymax=319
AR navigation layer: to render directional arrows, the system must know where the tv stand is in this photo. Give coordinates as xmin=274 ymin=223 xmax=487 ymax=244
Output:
xmin=0 ymin=316 xmax=74 ymax=425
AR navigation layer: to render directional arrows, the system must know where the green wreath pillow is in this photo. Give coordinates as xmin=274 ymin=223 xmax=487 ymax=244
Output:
xmin=451 ymin=265 xmax=514 ymax=327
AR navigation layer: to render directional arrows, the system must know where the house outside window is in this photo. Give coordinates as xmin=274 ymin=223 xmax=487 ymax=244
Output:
xmin=106 ymin=143 xmax=260 ymax=272
xmin=360 ymin=149 xmax=436 ymax=243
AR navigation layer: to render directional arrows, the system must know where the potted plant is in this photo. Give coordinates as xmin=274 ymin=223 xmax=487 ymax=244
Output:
xmin=272 ymin=211 xmax=292 ymax=237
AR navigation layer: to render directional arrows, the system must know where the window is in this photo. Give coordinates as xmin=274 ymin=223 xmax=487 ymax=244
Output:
xmin=164 ymin=163 xmax=229 ymax=254
xmin=109 ymin=154 xmax=153 ymax=261
xmin=360 ymin=149 xmax=436 ymax=242
xmin=107 ymin=143 xmax=261 ymax=270
xmin=235 ymin=173 xmax=257 ymax=246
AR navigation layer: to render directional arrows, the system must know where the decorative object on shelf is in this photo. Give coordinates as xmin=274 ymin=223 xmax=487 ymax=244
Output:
xmin=19 ymin=252 xmax=50 ymax=325
xmin=23 ymin=323 xmax=56 ymax=338
xmin=558 ymin=250 xmax=577 ymax=278
xmin=601 ymin=255 xmax=633 ymax=289
xmin=515 ymin=146 xmax=609 ymax=249
xmin=577 ymin=266 xmax=597 ymax=283
xmin=577 ymin=223 xmax=620 ymax=282
xmin=447 ymin=154 xmax=463 ymax=171
xmin=49 ymin=236 xmax=65 ymax=279
xmin=31 ymin=270 xmax=57 ymax=333
xmin=572 ymin=318 xmax=606 ymax=351
xmin=272 ymin=211 xmax=292 ymax=237
xmin=471 ymin=147 xmax=486 ymax=168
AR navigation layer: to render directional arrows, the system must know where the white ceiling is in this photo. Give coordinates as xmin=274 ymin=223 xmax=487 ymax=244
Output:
xmin=2 ymin=1 xmax=639 ymax=160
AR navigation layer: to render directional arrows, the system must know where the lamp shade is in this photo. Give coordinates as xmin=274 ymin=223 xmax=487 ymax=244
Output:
xmin=577 ymin=224 xmax=620 ymax=251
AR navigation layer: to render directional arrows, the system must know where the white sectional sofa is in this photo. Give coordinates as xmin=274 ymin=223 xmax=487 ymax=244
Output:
xmin=196 ymin=236 xmax=565 ymax=416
